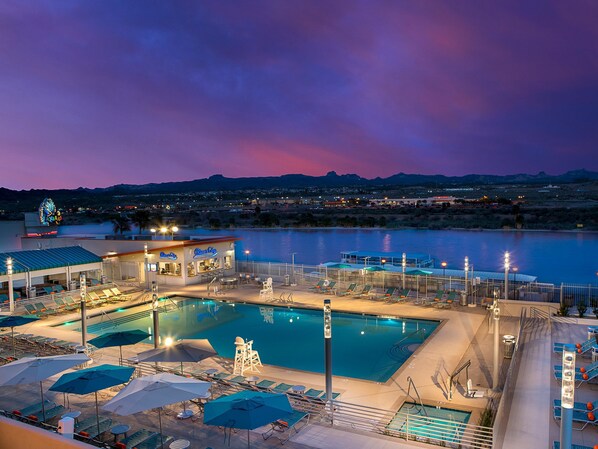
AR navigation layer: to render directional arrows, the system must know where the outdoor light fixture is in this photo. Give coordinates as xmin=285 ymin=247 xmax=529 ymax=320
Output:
xmin=245 ymin=250 xmax=250 ymax=264
xmin=152 ymin=292 xmax=160 ymax=349
xmin=323 ymin=298 xmax=333 ymax=419
xmin=504 ymin=252 xmax=510 ymax=300
xmin=402 ymin=252 xmax=406 ymax=289
xmin=464 ymin=256 xmax=469 ymax=295
xmin=560 ymin=344 xmax=576 ymax=449
xmin=164 ymin=337 xmax=173 ymax=347
xmin=441 ymin=261 xmax=447 ymax=277
xmin=80 ymin=273 xmax=87 ymax=346
xmin=6 ymin=257 xmax=14 ymax=313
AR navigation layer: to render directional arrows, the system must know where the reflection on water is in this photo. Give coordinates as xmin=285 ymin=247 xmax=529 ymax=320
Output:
xmin=56 ymin=224 xmax=597 ymax=283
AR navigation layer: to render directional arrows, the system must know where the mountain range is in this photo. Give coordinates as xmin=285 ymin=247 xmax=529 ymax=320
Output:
xmin=1 ymin=169 xmax=597 ymax=199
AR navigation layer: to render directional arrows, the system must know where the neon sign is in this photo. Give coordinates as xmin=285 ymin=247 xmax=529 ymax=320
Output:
xmin=159 ymin=251 xmax=177 ymax=260
xmin=193 ymin=247 xmax=218 ymax=259
xmin=39 ymin=198 xmax=62 ymax=226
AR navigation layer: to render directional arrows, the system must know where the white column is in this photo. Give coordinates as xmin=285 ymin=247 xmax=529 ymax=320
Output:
xmin=7 ymin=257 xmax=14 ymax=313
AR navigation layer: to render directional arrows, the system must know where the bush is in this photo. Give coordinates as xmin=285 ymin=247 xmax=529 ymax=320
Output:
xmin=558 ymin=303 xmax=570 ymax=317
xmin=577 ymin=300 xmax=587 ymax=318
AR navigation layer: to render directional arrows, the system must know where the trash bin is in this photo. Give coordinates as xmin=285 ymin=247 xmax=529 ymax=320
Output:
xmin=460 ymin=292 xmax=467 ymax=306
xmin=100 ymin=275 xmax=107 ymax=284
xmin=27 ymin=286 xmax=36 ymax=298
xmin=68 ymin=280 xmax=77 ymax=291
xmin=284 ymin=275 xmax=290 ymax=286
xmin=57 ymin=416 xmax=74 ymax=439
xmin=593 ymin=347 xmax=598 ymax=363
xmin=503 ymin=335 xmax=516 ymax=359
xmin=588 ymin=326 xmax=598 ymax=341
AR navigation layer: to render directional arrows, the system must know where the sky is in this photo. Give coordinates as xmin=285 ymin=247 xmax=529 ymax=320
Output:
xmin=1 ymin=1 xmax=597 ymax=190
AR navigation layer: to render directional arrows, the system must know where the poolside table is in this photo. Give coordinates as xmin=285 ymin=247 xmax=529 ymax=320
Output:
xmin=110 ymin=424 xmax=130 ymax=442
xmin=61 ymin=410 xmax=81 ymax=423
xmin=291 ymin=385 xmax=306 ymax=394
xmin=169 ymin=440 xmax=190 ymax=449
xmin=246 ymin=376 xmax=259 ymax=384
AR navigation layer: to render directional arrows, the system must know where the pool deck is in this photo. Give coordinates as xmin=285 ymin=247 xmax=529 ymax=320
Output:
xmin=0 ymin=281 xmax=575 ymax=449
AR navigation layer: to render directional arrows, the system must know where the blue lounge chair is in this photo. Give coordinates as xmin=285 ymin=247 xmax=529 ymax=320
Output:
xmin=554 ymin=337 xmax=596 ymax=354
xmin=553 ymin=442 xmax=595 ymax=449
xmin=254 ymin=379 xmax=276 ymax=391
xmin=319 ymin=281 xmax=336 ymax=294
xmin=376 ymin=287 xmax=396 ymax=301
xmin=553 ymin=369 xmax=597 ymax=386
xmin=309 ymin=280 xmax=325 ymax=291
xmin=262 ymin=410 xmax=310 ymax=443
xmin=553 ymin=398 xmax=598 ymax=413
xmin=553 ymin=406 xmax=598 ymax=430
xmin=353 ymin=284 xmax=372 ymax=298
xmin=554 ymin=360 xmax=598 ymax=375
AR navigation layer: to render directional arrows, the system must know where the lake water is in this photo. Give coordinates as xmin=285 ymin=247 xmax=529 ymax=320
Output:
xmin=52 ymin=225 xmax=597 ymax=284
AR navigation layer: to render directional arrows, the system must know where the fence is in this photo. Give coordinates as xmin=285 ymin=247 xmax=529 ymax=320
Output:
xmin=236 ymin=261 xmax=598 ymax=307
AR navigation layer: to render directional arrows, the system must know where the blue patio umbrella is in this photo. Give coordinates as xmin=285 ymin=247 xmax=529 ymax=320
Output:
xmin=364 ymin=266 xmax=387 ymax=272
xmin=50 ymin=364 xmax=134 ymax=436
xmin=0 ymin=315 xmax=40 ymax=357
xmin=204 ymin=390 xmax=293 ymax=449
xmin=406 ymin=269 xmax=433 ymax=299
xmin=326 ymin=263 xmax=353 ymax=269
xmin=88 ymin=329 xmax=150 ymax=364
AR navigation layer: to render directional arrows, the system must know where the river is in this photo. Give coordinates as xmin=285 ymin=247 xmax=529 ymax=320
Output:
xmin=54 ymin=225 xmax=597 ymax=285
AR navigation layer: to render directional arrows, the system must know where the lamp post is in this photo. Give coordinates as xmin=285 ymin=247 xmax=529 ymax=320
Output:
xmin=381 ymin=259 xmax=386 ymax=289
xmin=150 ymin=228 xmax=156 ymax=240
xmin=504 ymin=252 xmax=510 ymax=300
xmin=160 ymin=226 xmax=168 ymax=240
xmin=402 ymin=252 xmax=406 ymax=289
xmin=441 ymin=261 xmax=447 ymax=278
xmin=6 ymin=257 xmax=14 ymax=313
xmin=364 ymin=256 xmax=370 ymax=268
xmin=323 ymin=299 xmax=333 ymax=422
xmin=512 ymin=266 xmax=518 ymax=300
xmin=151 ymin=281 xmax=159 ymax=349
xmin=560 ymin=344 xmax=576 ymax=449
xmin=80 ymin=273 xmax=87 ymax=347
xmin=492 ymin=288 xmax=500 ymax=392
xmin=464 ymin=257 xmax=469 ymax=297
xmin=144 ymin=244 xmax=149 ymax=290
xmin=171 ymin=226 xmax=178 ymax=240
xmin=291 ymin=252 xmax=297 ymax=285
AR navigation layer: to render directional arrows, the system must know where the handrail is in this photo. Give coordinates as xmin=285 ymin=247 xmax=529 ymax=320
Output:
xmin=406 ymin=376 xmax=428 ymax=418
xmin=98 ymin=308 xmax=116 ymax=327
xmin=394 ymin=328 xmax=427 ymax=347
xmin=448 ymin=360 xmax=471 ymax=400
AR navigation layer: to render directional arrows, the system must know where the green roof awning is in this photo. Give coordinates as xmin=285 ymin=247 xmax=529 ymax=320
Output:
xmin=0 ymin=246 xmax=102 ymax=275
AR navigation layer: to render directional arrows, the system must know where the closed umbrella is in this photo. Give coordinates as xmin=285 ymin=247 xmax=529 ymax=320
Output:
xmin=0 ymin=315 xmax=40 ymax=358
xmin=103 ymin=372 xmax=211 ymax=448
xmin=88 ymin=329 xmax=150 ymax=365
xmin=204 ymin=390 xmax=293 ymax=449
xmin=50 ymin=364 xmax=134 ymax=436
xmin=0 ymin=353 xmax=90 ymax=421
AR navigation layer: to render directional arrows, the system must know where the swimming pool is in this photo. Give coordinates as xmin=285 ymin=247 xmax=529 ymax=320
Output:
xmin=64 ymin=297 xmax=440 ymax=382
xmin=387 ymin=402 xmax=471 ymax=443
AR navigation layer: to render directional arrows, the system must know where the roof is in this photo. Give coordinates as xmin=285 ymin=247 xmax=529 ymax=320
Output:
xmin=0 ymin=246 xmax=102 ymax=275
xmin=340 ymin=250 xmax=433 ymax=260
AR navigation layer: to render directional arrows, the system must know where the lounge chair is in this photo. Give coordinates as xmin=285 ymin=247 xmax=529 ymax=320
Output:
xmin=553 ymin=406 xmax=598 ymax=430
xmin=23 ymin=304 xmax=42 ymax=317
xmin=553 ymin=398 xmax=598 ymax=413
xmin=309 ymin=280 xmax=325 ymax=291
xmin=271 ymin=383 xmax=293 ymax=394
xmin=134 ymin=433 xmax=173 ymax=449
xmin=553 ymin=441 xmax=595 ymax=449
xmin=353 ymin=284 xmax=372 ymax=298
xmin=35 ymin=302 xmax=57 ymax=316
xmin=337 ymin=283 xmax=357 ymax=296
xmin=317 ymin=281 xmax=336 ymax=294
xmin=554 ymin=360 xmax=598 ymax=375
xmin=13 ymin=400 xmax=54 ymax=418
xmin=53 ymin=285 xmax=65 ymax=293
xmin=432 ymin=290 xmax=445 ymax=304
xmin=254 ymin=379 xmax=276 ymax=391
xmin=120 ymin=429 xmax=157 ymax=448
xmin=554 ymin=368 xmax=598 ymax=386
xmin=262 ymin=410 xmax=310 ymax=444
xmin=554 ymin=337 xmax=596 ymax=355
xmin=42 ymin=286 xmax=54 ymax=296
xmin=64 ymin=296 xmax=79 ymax=309
xmin=87 ymin=291 xmax=106 ymax=307
xmin=376 ymin=287 xmax=396 ymax=301
xmin=303 ymin=388 xmax=324 ymax=399
xmin=111 ymin=287 xmax=132 ymax=301
xmin=75 ymin=416 xmax=112 ymax=438
xmin=54 ymin=297 xmax=77 ymax=312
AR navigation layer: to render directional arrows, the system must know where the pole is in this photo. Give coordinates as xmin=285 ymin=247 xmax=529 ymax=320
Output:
xmin=323 ymin=299 xmax=333 ymax=423
xmin=144 ymin=244 xmax=149 ymax=291
xmin=464 ymin=256 xmax=469 ymax=298
xmin=504 ymin=251 xmax=510 ymax=300
xmin=492 ymin=291 xmax=500 ymax=392
xmin=7 ymin=257 xmax=14 ymax=313
xmin=560 ymin=344 xmax=576 ymax=449
xmin=80 ymin=273 xmax=87 ymax=347
xmin=152 ymin=293 xmax=160 ymax=349
xmin=402 ymin=253 xmax=406 ymax=289
xmin=291 ymin=252 xmax=296 ymax=285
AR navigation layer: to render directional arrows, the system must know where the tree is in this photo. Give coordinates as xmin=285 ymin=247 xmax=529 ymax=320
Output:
xmin=112 ymin=215 xmax=131 ymax=235
xmin=131 ymin=210 xmax=151 ymax=233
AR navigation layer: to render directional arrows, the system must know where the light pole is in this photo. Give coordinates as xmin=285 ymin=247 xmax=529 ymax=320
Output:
xmin=291 ymin=252 xmax=297 ymax=285
xmin=170 ymin=226 xmax=178 ymax=240
xmin=152 ymin=281 xmax=159 ymax=349
xmin=150 ymin=228 xmax=156 ymax=239
xmin=560 ymin=344 xmax=576 ymax=449
xmin=6 ymin=257 xmax=14 ymax=313
xmin=323 ymin=299 xmax=333 ymax=422
xmin=80 ymin=273 xmax=87 ymax=347
xmin=464 ymin=256 xmax=469 ymax=297
xmin=512 ymin=267 xmax=518 ymax=300
xmin=144 ymin=244 xmax=149 ymax=290
xmin=441 ymin=261 xmax=447 ymax=278
xmin=381 ymin=259 xmax=386 ymax=289
xmin=402 ymin=252 xmax=406 ymax=289
xmin=364 ymin=256 xmax=371 ymax=268
xmin=504 ymin=252 xmax=510 ymax=300
xmin=492 ymin=289 xmax=500 ymax=392
xmin=160 ymin=226 xmax=168 ymax=240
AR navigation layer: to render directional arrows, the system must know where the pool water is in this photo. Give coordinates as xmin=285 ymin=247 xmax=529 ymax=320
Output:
xmin=70 ymin=298 xmax=439 ymax=382
xmin=387 ymin=402 xmax=471 ymax=443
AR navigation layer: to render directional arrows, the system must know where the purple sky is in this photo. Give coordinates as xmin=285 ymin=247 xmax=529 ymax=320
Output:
xmin=1 ymin=1 xmax=597 ymax=190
